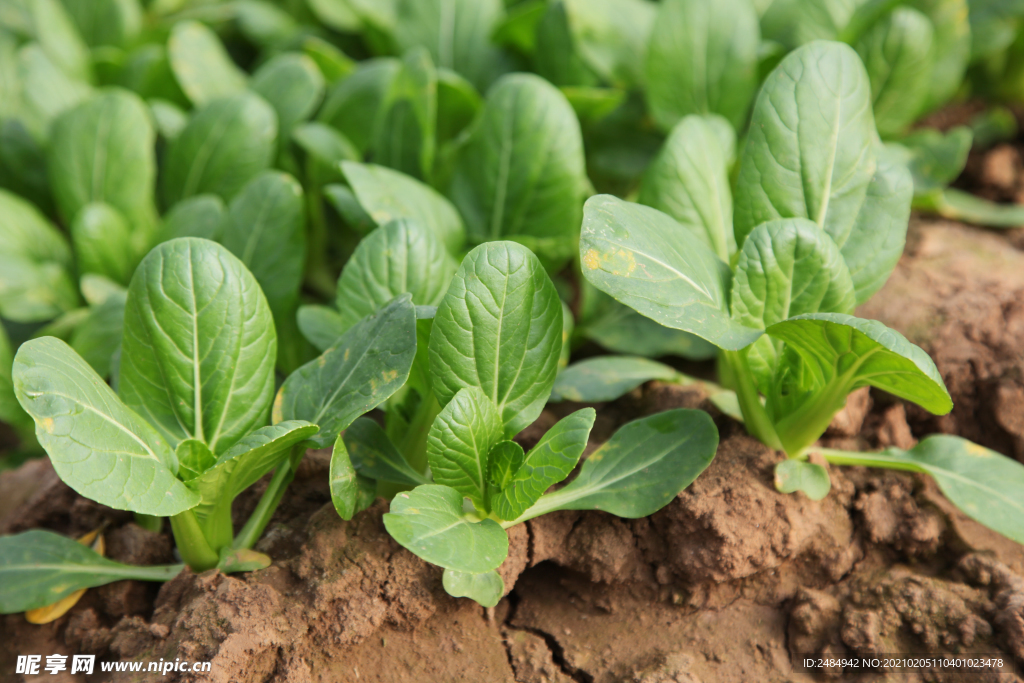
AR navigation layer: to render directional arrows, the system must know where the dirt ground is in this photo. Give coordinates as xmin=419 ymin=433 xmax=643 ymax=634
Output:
xmin=4 ymin=160 xmax=1024 ymax=682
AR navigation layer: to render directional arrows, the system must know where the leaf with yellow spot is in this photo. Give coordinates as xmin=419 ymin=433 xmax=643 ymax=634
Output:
xmin=276 ymin=295 xmax=417 ymax=447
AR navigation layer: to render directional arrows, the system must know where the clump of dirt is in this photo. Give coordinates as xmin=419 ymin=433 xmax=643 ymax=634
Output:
xmin=3 ymin=397 xmax=1023 ymax=683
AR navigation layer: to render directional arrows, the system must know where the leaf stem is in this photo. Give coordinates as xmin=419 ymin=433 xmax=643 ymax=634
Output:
xmin=233 ymin=442 xmax=308 ymax=550
xmin=722 ymin=350 xmax=783 ymax=451
xmin=804 ymin=446 xmax=923 ymax=473
xmin=169 ymin=510 xmax=219 ymax=571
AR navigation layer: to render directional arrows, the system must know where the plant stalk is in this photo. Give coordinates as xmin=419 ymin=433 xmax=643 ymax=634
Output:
xmin=233 ymin=442 xmax=309 ymax=550
xmin=169 ymin=510 xmax=219 ymax=571
xmin=722 ymin=350 xmax=783 ymax=451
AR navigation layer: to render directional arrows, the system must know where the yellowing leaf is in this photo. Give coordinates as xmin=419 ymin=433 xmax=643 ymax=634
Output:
xmin=25 ymin=529 xmax=104 ymax=624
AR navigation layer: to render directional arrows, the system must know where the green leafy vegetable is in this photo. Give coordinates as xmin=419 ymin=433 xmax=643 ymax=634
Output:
xmin=275 ymin=294 xmax=417 ymax=448
xmin=49 ymin=88 xmax=158 ymax=232
xmin=580 ymin=195 xmax=761 ymax=350
xmin=14 ymin=336 xmax=199 ymax=516
xmin=645 ymin=0 xmax=759 ymax=131
xmin=162 ymin=93 xmax=277 ymax=206
xmin=168 ymin=21 xmax=247 ymax=106
xmin=448 ymin=73 xmax=588 ymax=263
xmin=383 ymin=484 xmax=509 ymax=573
xmin=119 ymin=238 xmax=277 ymax=454
xmin=429 ymin=242 xmax=563 ymax=436
xmin=342 ymin=161 xmax=466 ymax=254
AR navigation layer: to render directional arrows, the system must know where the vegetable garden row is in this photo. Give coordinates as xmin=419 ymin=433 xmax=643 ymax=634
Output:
xmin=1 ymin=0 xmax=1024 ymax=679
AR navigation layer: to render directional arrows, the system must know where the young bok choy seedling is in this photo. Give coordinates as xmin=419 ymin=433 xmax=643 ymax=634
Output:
xmin=0 ymin=238 xmax=418 ymax=615
xmin=327 ymin=240 xmax=720 ymax=606
xmin=573 ymin=40 xmax=1024 ymax=545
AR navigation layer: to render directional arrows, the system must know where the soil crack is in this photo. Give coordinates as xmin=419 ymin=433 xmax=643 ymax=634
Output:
xmin=502 ymin=588 xmax=595 ymax=683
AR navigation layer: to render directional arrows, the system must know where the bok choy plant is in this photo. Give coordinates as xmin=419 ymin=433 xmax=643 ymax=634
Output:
xmin=575 ymin=40 xmax=1024 ymax=544
xmin=323 ymin=240 xmax=719 ymax=607
xmin=0 ymin=237 xmax=418 ymax=615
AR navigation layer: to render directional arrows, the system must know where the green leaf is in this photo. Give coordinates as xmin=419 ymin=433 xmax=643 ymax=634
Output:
xmin=17 ymin=44 xmax=92 ymax=135
xmin=731 ymin=219 xmax=857 ymax=390
xmin=374 ymin=47 xmax=437 ymax=182
xmin=118 ymin=45 xmax=187 ymax=106
xmin=79 ymin=274 xmax=124 ymax=307
xmin=329 ymin=432 xmax=363 ymax=521
xmin=149 ymin=99 xmax=188 ymax=140
xmin=383 ymin=484 xmax=509 ymax=573
xmin=429 ymin=242 xmax=563 ymax=436
xmin=893 ymin=126 xmax=972 ymax=193
xmin=487 ymin=440 xmax=526 ymax=491
xmin=336 ymin=218 xmax=458 ymax=331
xmin=176 ymin=438 xmax=216 ymax=482
xmin=119 ymin=238 xmax=277 ymax=454
xmin=918 ymin=188 xmax=1024 ymax=229
xmin=436 ymin=67 xmax=481 ymax=146
xmin=49 ymin=88 xmax=158 ymax=232
xmin=561 ymin=0 xmax=656 ymax=89
xmin=579 ymin=195 xmax=761 ymax=351
xmin=638 ymin=115 xmax=736 ymax=260
xmin=29 ymin=0 xmax=92 ymax=83
xmin=855 ymin=7 xmax=934 ymax=138
xmin=291 ymin=122 xmax=359 ymax=187
xmin=534 ymin=0 xmax=600 ymax=87
xmin=490 ymin=408 xmax=595 ymax=521
xmin=295 ymin=305 xmax=343 ymax=354
xmin=297 ymin=305 xmax=346 ymax=353
xmin=162 ymin=93 xmax=277 ymax=205
xmin=0 ymin=324 xmax=32 ymax=432
xmin=912 ymin=0 xmax=970 ymax=111
xmin=168 ymin=21 xmax=247 ymax=106
xmin=221 ymin=172 xmax=305 ymax=332
xmin=579 ymin=291 xmax=718 ymax=360
xmin=392 ymin=0 xmax=509 ymax=91
xmin=560 ymin=86 xmax=626 ymax=125
xmin=551 ymin=356 xmax=679 ymax=403
xmin=442 ymin=568 xmax=504 ymax=607
xmin=645 ymin=0 xmax=759 ymax=131
xmin=0 ymin=189 xmax=78 ymax=323
xmin=733 ymin=41 xmax=877 ymax=251
xmin=841 ymin=146 xmax=913 ymax=304
xmin=13 ymin=337 xmax=199 ymax=515
xmin=302 ymin=36 xmax=356 ymax=82
xmin=426 ymin=387 xmax=504 ymax=510
xmin=250 ymin=53 xmax=325 ymax=150
xmin=71 ymin=203 xmax=137 ymax=286
xmin=522 ymin=408 xmax=718 ymax=520
xmin=732 ymin=219 xmax=856 ymax=330
xmin=318 ymin=58 xmax=400 ymax=155
xmin=766 ymin=313 xmax=953 ymax=416
xmin=58 ymin=0 xmax=142 ymax=48
xmin=275 ymin=295 xmax=417 ymax=448
xmin=342 ymin=161 xmax=466 ymax=255
xmin=68 ymin=289 xmax=126 ymax=378
xmin=774 ymin=459 xmax=831 ymax=500
xmin=159 ymin=195 xmax=226 ymax=243
xmin=345 ymin=417 xmax=430 ymax=487
xmin=188 ymin=420 xmax=317 ymax=546
xmin=0 ymin=530 xmax=183 ymax=614
xmin=449 ymin=73 xmax=587 ymax=256
xmin=759 ymin=0 xmax=858 ymax=48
